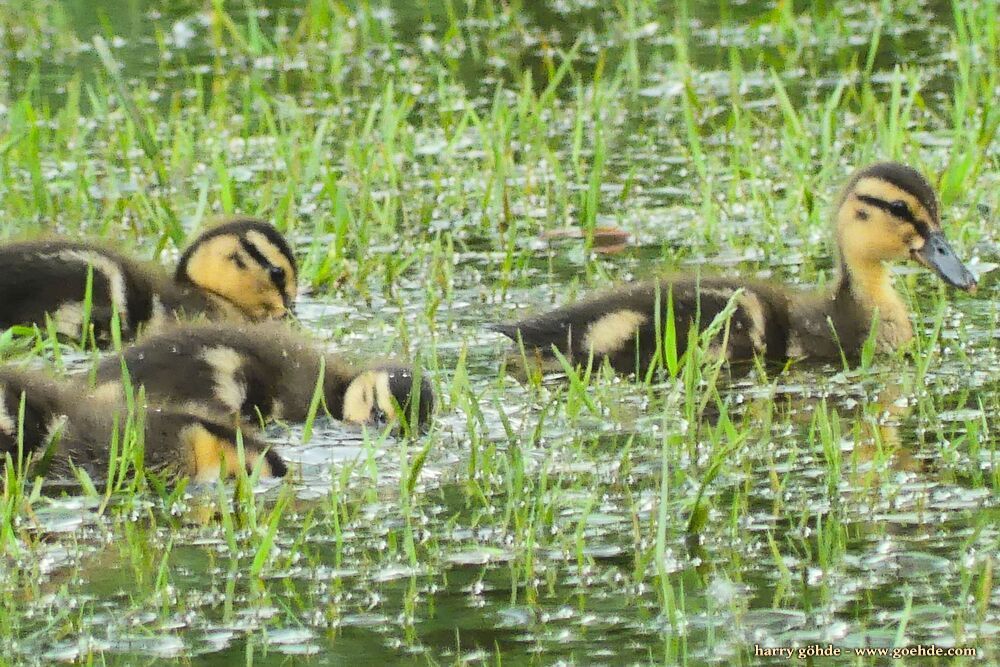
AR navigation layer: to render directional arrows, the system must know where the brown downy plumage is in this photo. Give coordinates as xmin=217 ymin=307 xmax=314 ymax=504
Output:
xmin=491 ymin=163 xmax=977 ymax=376
xmin=0 ymin=217 xmax=297 ymax=344
xmin=0 ymin=367 xmax=286 ymax=483
xmin=87 ymin=322 xmax=435 ymax=431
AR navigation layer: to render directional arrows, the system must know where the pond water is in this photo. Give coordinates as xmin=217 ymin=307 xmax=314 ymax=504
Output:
xmin=1 ymin=0 xmax=997 ymax=664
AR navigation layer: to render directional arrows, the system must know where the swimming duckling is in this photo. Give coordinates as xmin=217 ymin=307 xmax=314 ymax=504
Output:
xmin=0 ymin=217 xmax=297 ymax=344
xmin=88 ymin=322 xmax=435 ymax=430
xmin=0 ymin=367 xmax=286 ymax=482
xmin=491 ymin=162 xmax=977 ymax=374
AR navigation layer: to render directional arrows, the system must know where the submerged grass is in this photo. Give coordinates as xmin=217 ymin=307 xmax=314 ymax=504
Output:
xmin=0 ymin=0 xmax=997 ymax=663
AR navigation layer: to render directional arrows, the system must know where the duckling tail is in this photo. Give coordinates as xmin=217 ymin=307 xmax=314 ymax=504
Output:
xmin=263 ymin=448 xmax=288 ymax=478
xmin=486 ymin=323 xmax=521 ymax=341
xmin=487 ymin=321 xmax=561 ymax=350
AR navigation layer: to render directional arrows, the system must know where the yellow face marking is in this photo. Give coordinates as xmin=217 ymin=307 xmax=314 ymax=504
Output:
xmin=183 ymin=234 xmax=291 ymax=320
xmin=834 ymin=177 xmax=923 ymax=340
xmin=583 ymin=310 xmax=648 ymax=356
xmin=246 ymin=230 xmax=298 ymax=302
xmin=183 ymin=424 xmax=273 ymax=482
xmin=838 ymin=178 xmax=937 ymax=267
xmin=199 ymin=346 xmax=247 ymax=414
xmin=342 ymin=371 xmax=398 ymax=424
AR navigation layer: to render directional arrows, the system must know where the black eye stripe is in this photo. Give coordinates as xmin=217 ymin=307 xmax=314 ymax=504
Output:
xmin=238 ymin=238 xmax=270 ymax=267
xmin=856 ymin=194 xmax=931 ymax=236
xmin=857 ymin=195 xmax=915 ymax=222
xmin=238 ymin=238 xmax=286 ymax=291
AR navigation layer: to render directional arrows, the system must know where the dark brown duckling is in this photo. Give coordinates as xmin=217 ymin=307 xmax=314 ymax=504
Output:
xmin=88 ymin=322 xmax=435 ymax=430
xmin=0 ymin=367 xmax=286 ymax=483
xmin=491 ymin=162 xmax=977 ymax=375
xmin=0 ymin=217 xmax=297 ymax=344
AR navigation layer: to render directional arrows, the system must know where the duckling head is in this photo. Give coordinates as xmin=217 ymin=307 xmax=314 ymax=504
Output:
xmin=175 ymin=218 xmax=298 ymax=320
xmin=835 ymin=162 xmax=976 ymax=292
xmin=341 ymin=366 xmax=434 ymax=431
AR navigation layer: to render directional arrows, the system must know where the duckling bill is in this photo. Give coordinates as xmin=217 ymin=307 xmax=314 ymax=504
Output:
xmin=491 ymin=163 xmax=977 ymax=375
xmin=0 ymin=367 xmax=286 ymax=482
xmin=0 ymin=217 xmax=297 ymax=344
xmin=88 ymin=323 xmax=435 ymax=431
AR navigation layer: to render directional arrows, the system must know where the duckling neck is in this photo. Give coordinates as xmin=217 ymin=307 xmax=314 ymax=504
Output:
xmin=833 ymin=257 xmax=913 ymax=351
xmin=160 ymin=282 xmax=245 ymax=320
xmin=200 ymin=291 xmax=247 ymax=319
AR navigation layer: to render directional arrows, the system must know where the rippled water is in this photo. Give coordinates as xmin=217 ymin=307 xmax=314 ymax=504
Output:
xmin=1 ymin=0 xmax=998 ymax=664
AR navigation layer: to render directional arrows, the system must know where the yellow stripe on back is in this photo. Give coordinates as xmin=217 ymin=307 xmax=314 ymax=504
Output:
xmin=583 ymin=310 xmax=648 ymax=356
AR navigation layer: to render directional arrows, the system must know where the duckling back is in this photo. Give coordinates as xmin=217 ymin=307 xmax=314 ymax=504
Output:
xmin=0 ymin=366 xmax=286 ymax=482
xmin=492 ymin=277 xmax=793 ymax=375
xmin=91 ymin=322 xmax=326 ymax=422
xmin=91 ymin=322 xmax=435 ymax=430
xmin=0 ymin=241 xmax=165 ymax=342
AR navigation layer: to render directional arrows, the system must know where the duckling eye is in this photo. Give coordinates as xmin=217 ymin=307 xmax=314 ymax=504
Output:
xmin=228 ymin=252 xmax=247 ymax=269
xmin=888 ymin=200 xmax=911 ymax=220
xmin=268 ymin=266 xmax=286 ymax=283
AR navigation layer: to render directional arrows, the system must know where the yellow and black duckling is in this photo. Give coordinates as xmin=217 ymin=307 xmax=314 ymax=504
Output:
xmin=491 ymin=162 xmax=977 ymax=374
xmin=0 ymin=367 xmax=287 ymax=482
xmin=0 ymin=217 xmax=297 ymax=344
xmin=88 ymin=322 xmax=435 ymax=430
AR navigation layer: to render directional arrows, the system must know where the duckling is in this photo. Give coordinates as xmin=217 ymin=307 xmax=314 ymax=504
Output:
xmin=491 ymin=163 xmax=977 ymax=375
xmin=88 ymin=322 xmax=435 ymax=430
xmin=0 ymin=217 xmax=297 ymax=344
xmin=0 ymin=367 xmax=286 ymax=482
